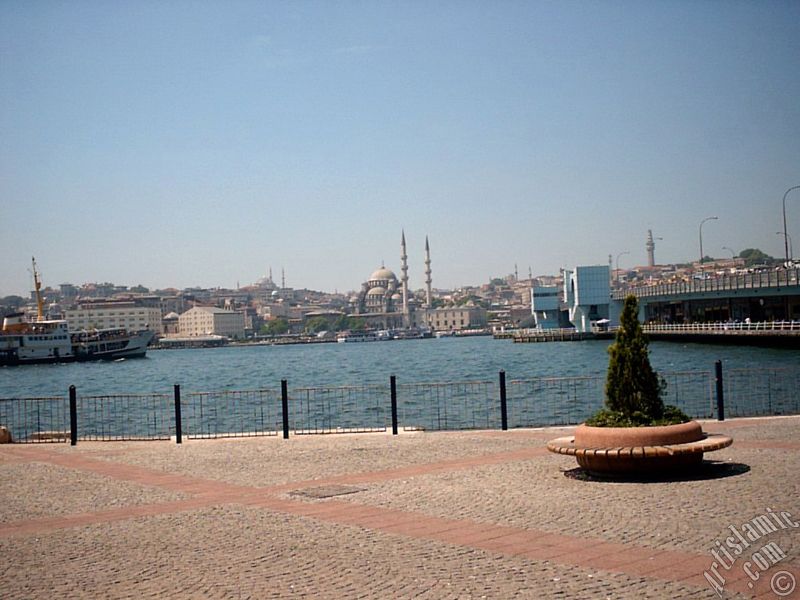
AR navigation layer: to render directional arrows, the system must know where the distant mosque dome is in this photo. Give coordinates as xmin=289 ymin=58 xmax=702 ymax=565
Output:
xmin=352 ymin=233 xmax=432 ymax=321
xmin=369 ymin=266 xmax=397 ymax=282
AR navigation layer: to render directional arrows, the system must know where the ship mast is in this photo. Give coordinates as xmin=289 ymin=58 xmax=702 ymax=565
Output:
xmin=32 ymin=256 xmax=44 ymax=321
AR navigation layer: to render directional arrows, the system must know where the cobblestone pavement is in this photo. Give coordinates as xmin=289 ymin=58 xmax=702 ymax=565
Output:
xmin=1 ymin=416 xmax=798 ymax=599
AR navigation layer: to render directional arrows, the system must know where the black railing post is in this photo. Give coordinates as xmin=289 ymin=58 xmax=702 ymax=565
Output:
xmin=69 ymin=385 xmax=77 ymax=446
xmin=174 ymin=384 xmax=182 ymax=444
xmin=390 ymin=375 xmax=398 ymax=435
xmin=499 ymin=370 xmax=508 ymax=431
xmin=715 ymin=360 xmax=725 ymax=421
xmin=281 ymin=379 xmax=289 ymax=439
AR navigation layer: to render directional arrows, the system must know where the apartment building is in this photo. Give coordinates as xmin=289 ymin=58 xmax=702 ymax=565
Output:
xmin=65 ymin=300 xmax=164 ymax=334
xmin=178 ymin=306 xmax=245 ymax=339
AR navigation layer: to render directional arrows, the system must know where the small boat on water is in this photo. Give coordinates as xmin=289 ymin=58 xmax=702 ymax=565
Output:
xmin=0 ymin=258 xmax=155 ymax=366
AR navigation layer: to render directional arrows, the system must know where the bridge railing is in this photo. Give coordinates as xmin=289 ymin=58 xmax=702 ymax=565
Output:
xmin=643 ymin=321 xmax=800 ymax=333
xmin=614 ymin=266 xmax=800 ymax=300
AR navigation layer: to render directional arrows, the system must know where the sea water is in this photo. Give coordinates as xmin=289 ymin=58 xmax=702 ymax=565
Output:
xmin=1 ymin=336 xmax=798 ymax=398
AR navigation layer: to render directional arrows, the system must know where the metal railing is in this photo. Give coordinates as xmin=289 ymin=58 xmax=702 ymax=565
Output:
xmin=290 ymin=384 xmax=389 ymax=434
xmin=0 ymin=364 xmax=798 ymax=443
xmin=76 ymin=393 xmax=173 ymax=441
xmin=723 ymin=368 xmax=800 ymax=418
xmin=184 ymin=388 xmax=280 ymax=439
xmin=644 ymin=321 xmax=800 ymax=333
xmin=398 ymin=380 xmax=497 ymax=431
xmin=0 ymin=396 xmax=68 ymax=442
xmin=508 ymin=375 xmax=604 ymax=427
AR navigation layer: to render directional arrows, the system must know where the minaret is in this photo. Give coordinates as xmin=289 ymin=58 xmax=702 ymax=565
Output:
xmin=400 ymin=230 xmax=409 ymax=320
xmin=281 ymin=268 xmax=286 ymax=289
xmin=646 ymin=230 xmax=656 ymax=267
xmin=424 ymin=236 xmax=432 ymax=308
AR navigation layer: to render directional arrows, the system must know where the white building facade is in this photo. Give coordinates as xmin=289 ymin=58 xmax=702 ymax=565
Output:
xmin=563 ymin=265 xmax=611 ymax=332
xmin=422 ymin=307 xmax=487 ymax=331
xmin=65 ymin=302 xmax=164 ymax=334
xmin=531 ymin=285 xmax=561 ymax=329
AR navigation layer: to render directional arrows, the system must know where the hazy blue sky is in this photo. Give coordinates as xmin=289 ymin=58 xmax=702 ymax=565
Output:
xmin=2 ymin=1 xmax=799 ymax=296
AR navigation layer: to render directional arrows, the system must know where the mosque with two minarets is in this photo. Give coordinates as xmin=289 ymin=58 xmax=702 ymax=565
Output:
xmin=349 ymin=231 xmax=433 ymax=329
xmin=347 ymin=231 xmax=487 ymax=332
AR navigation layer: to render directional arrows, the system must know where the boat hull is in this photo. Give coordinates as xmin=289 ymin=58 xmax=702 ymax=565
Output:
xmin=0 ymin=330 xmax=155 ymax=366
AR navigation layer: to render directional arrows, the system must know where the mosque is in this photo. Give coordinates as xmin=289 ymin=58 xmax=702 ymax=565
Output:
xmin=350 ymin=232 xmax=433 ymax=329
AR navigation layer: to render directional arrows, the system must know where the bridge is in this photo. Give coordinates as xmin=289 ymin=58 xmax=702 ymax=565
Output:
xmin=642 ymin=321 xmax=800 ymax=348
xmin=613 ymin=267 xmax=800 ymax=324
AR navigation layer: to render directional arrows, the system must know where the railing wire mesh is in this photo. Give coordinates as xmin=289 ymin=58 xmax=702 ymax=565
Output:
xmin=76 ymin=394 xmax=173 ymax=441
xmin=185 ymin=389 xmax=280 ymax=439
xmin=398 ymin=381 xmax=497 ymax=431
xmin=291 ymin=385 xmax=389 ymax=434
xmin=0 ymin=396 xmax=68 ymax=443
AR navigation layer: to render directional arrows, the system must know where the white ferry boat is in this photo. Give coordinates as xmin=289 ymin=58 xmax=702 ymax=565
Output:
xmin=336 ymin=331 xmax=380 ymax=343
xmin=0 ymin=259 xmax=155 ymax=365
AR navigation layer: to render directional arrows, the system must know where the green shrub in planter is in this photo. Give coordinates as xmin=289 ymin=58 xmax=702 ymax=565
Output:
xmin=586 ymin=295 xmax=689 ymax=427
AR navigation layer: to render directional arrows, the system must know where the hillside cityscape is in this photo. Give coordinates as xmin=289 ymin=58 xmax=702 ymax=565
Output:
xmin=0 ymin=232 xmax=785 ymax=343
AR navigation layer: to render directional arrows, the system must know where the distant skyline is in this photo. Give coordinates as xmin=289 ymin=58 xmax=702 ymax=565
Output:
xmin=2 ymin=1 xmax=799 ymax=297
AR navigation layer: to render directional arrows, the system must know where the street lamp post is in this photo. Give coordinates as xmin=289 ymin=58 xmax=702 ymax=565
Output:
xmin=722 ymin=246 xmax=736 ymax=259
xmin=616 ymin=250 xmax=630 ymax=285
xmin=699 ymin=216 xmax=718 ymax=267
xmin=782 ymin=186 xmax=800 ymax=264
xmin=776 ymin=231 xmax=793 ymax=261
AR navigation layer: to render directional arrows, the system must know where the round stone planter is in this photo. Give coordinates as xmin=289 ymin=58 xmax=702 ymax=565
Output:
xmin=547 ymin=420 xmax=732 ymax=476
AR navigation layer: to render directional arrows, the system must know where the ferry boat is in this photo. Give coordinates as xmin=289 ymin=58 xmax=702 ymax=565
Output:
xmin=0 ymin=259 xmax=155 ymax=365
xmin=336 ymin=331 xmax=381 ymax=343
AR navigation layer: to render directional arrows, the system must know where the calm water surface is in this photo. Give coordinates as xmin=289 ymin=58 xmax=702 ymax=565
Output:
xmin=1 ymin=336 xmax=798 ymax=398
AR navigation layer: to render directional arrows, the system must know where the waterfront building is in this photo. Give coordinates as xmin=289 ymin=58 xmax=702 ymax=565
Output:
xmin=162 ymin=312 xmax=180 ymax=335
xmin=531 ymin=284 xmax=561 ymax=329
xmin=178 ymin=306 xmax=245 ymax=339
xmin=65 ymin=299 xmax=164 ymax=334
xmin=563 ymin=265 xmax=611 ymax=332
xmin=423 ymin=307 xmax=488 ymax=331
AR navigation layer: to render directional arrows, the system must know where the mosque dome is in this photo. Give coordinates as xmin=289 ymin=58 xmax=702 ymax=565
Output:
xmin=369 ymin=267 xmax=397 ymax=282
xmin=367 ymin=286 xmax=387 ymax=297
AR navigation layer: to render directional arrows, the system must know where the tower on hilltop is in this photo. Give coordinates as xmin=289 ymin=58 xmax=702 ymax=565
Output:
xmin=646 ymin=230 xmax=656 ymax=267
xmin=425 ymin=236 xmax=432 ymax=308
xmin=401 ymin=230 xmax=409 ymax=321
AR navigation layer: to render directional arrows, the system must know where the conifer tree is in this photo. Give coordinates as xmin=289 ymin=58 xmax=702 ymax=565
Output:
xmin=605 ymin=295 xmax=665 ymax=420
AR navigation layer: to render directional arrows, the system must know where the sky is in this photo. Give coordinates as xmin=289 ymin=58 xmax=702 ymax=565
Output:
xmin=1 ymin=1 xmax=799 ymax=297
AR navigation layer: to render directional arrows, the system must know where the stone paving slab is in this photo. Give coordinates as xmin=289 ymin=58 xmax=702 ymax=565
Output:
xmin=0 ymin=416 xmax=798 ymax=599
xmin=1 ymin=461 xmax=187 ymax=523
